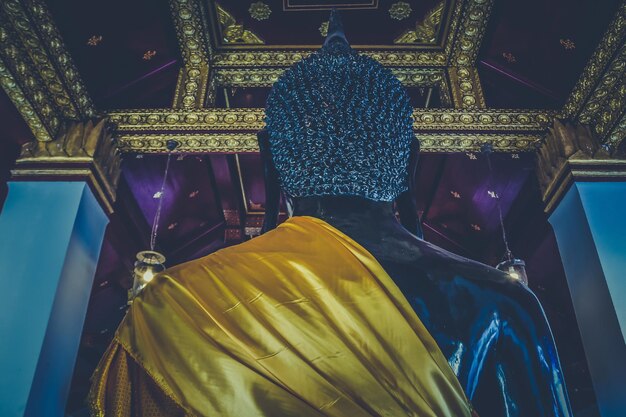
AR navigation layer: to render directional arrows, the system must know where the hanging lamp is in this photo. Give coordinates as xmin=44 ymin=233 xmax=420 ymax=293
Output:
xmin=129 ymin=139 xmax=179 ymax=302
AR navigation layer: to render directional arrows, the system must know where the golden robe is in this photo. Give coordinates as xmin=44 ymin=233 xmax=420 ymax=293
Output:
xmin=90 ymin=216 xmax=474 ymax=417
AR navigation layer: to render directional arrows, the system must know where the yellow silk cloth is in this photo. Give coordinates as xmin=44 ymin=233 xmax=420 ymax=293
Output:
xmin=90 ymin=216 xmax=473 ymax=417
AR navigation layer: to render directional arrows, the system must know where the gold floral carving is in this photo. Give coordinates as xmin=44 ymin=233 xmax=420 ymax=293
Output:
xmin=447 ymin=0 xmax=494 ymax=109
xmin=395 ymin=1 xmax=445 ymax=44
xmin=213 ymin=50 xmax=448 ymax=68
xmin=13 ymin=119 xmax=121 ymax=214
xmin=214 ymin=67 xmax=450 ymax=99
xmin=562 ymin=2 xmax=625 ymax=120
xmin=389 ymin=2 xmax=412 ymax=21
xmin=537 ymin=120 xmax=626 ymax=214
xmin=169 ymin=0 xmax=211 ymax=108
xmin=217 ymin=4 xmax=264 ymax=44
xmin=0 ymin=0 xmax=95 ymax=141
xmin=109 ymin=108 xmax=551 ymax=133
xmin=109 ymin=108 xmax=551 ymax=153
xmin=448 ymin=66 xmax=485 ymax=108
xmin=0 ymin=56 xmax=55 ymax=142
xmin=577 ymin=41 xmax=626 ymax=146
xmin=249 ymin=2 xmax=271 ymax=21
xmin=116 ymin=132 xmax=543 ymax=154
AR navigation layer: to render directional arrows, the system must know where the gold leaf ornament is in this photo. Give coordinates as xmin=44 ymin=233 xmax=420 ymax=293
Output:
xmin=319 ymin=21 xmax=329 ymax=37
xmin=249 ymin=2 xmax=271 ymax=21
xmin=395 ymin=1 xmax=444 ymax=44
xmin=389 ymin=2 xmax=412 ymax=21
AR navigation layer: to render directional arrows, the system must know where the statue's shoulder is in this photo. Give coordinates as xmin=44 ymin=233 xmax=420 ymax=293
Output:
xmin=412 ymin=238 xmax=542 ymax=314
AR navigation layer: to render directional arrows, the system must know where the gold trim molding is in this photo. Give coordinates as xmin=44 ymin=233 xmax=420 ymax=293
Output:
xmin=116 ymin=132 xmax=544 ymax=154
xmin=12 ymin=119 xmax=122 ymax=214
xmin=562 ymin=2 xmax=625 ymax=119
xmin=446 ymin=0 xmax=493 ymax=109
xmin=110 ymin=108 xmax=551 ymax=132
xmin=213 ymin=50 xmax=448 ymax=68
xmin=536 ymin=119 xmax=626 ymax=214
xmin=109 ymin=108 xmax=552 ymax=153
xmin=169 ymin=0 xmax=211 ymax=108
xmin=560 ymin=2 xmax=626 ymax=150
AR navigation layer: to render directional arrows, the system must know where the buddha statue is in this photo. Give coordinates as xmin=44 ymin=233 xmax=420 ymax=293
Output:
xmin=90 ymin=11 xmax=572 ymax=417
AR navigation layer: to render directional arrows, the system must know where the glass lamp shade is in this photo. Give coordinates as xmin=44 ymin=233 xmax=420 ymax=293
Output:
xmin=496 ymin=257 xmax=528 ymax=285
xmin=129 ymin=250 xmax=166 ymax=302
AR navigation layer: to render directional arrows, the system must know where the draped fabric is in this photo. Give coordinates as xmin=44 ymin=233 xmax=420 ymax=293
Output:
xmin=90 ymin=216 xmax=474 ymax=417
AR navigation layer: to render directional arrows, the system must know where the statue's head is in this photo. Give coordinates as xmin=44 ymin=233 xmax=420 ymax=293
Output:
xmin=264 ymin=10 xmax=415 ymax=203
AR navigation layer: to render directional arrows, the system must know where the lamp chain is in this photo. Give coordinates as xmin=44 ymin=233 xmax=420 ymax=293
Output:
xmin=150 ymin=152 xmax=173 ymax=251
xmin=482 ymin=145 xmax=512 ymax=260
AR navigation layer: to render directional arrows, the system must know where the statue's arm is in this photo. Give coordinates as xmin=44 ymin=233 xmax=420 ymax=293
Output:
xmin=490 ymin=285 xmax=573 ymax=417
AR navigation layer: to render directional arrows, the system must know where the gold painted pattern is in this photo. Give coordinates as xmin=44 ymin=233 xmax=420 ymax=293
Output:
xmin=395 ymin=1 xmax=445 ymax=44
xmin=169 ymin=0 xmax=211 ymax=108
xmin=447 ymin=0 xmax=494 ymax=109
xmin=562 ymin=2 xmax=626 ymax=119
xmin=116 ymin=132 xmax=543 ymax=153
xmin=109 ymin=108 xmax=551 ymax=132
xmin=217 ymin=4 xmax=264 ymax=44
xmin=213 ymin=50 xmax=448 ymax=68
xmin=7 ymin=0 xmax=95 ymax=118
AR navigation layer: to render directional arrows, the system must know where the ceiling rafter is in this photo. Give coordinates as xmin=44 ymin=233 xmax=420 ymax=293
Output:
xmin=169 ymin=0 xmax=213 ymax=108
xmin=0 ymin=0 xmax=95 ymax=142
xmin=560 ymin=1 xmax=626 ymax=149
xmin=446 ymin=0 xmax=495 ymax=109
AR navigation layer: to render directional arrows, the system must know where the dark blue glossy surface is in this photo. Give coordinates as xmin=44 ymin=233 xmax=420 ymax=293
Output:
xmin=291 ymin=196 xmax=573 ymax=417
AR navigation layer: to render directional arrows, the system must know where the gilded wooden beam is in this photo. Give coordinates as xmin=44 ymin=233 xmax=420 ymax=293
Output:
xmin=109 ymin=108 xmax=552 ymax=153
xmin=169 ymin=0 xmax=212 ymax=108
xmin=447 ymin=0 xmax=494 ymax=109
xmin=214 ymin=67 xmax=453 ymax=106
xmin=0 ymin=0 xmax=95 ymax=141
xmin=212 ymin=50 xmax=448 ymax=69
xmin=561 ymin=2 xmax=626 ymax=149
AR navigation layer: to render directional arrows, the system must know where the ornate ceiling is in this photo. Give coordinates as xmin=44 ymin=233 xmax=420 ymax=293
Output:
xmin=0 ymin=1 xmax=624 ymax=415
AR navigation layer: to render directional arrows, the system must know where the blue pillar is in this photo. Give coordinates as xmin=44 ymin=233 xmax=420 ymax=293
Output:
xmin=549 ymin=181 xmax=626 ymax=417
xmin=0 ymin=182 xmax=108 ymax=417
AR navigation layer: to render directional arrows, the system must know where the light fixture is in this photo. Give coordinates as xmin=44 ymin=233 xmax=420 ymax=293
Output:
xmin=130 ymin=251 xmax=166 ymax=298
xmin=128 ymin=140 xmax=179 ymax=302
xmin=481 ymin=143 xmax=528 ymax=285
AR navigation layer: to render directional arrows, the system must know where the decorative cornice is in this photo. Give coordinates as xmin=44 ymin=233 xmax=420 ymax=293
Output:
xmin=110 ymin=108 xmax=551 ymax=131
xmin=169 ymin=0 xmax=211 ymax=108
xmin=212 ymin=50 xmax=448 ymax=68
xmin=12 ymin=119 xmax=122 ymax=214
xmin=213 ymin=67 xmax=452 ymax=104
xmin=536 ymin=119 xmax=626 ymax=214
xmin=115 ymin=132 xmax=543 ymax=154
xmin=109 ymin=108 xmax=552 ymax=153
